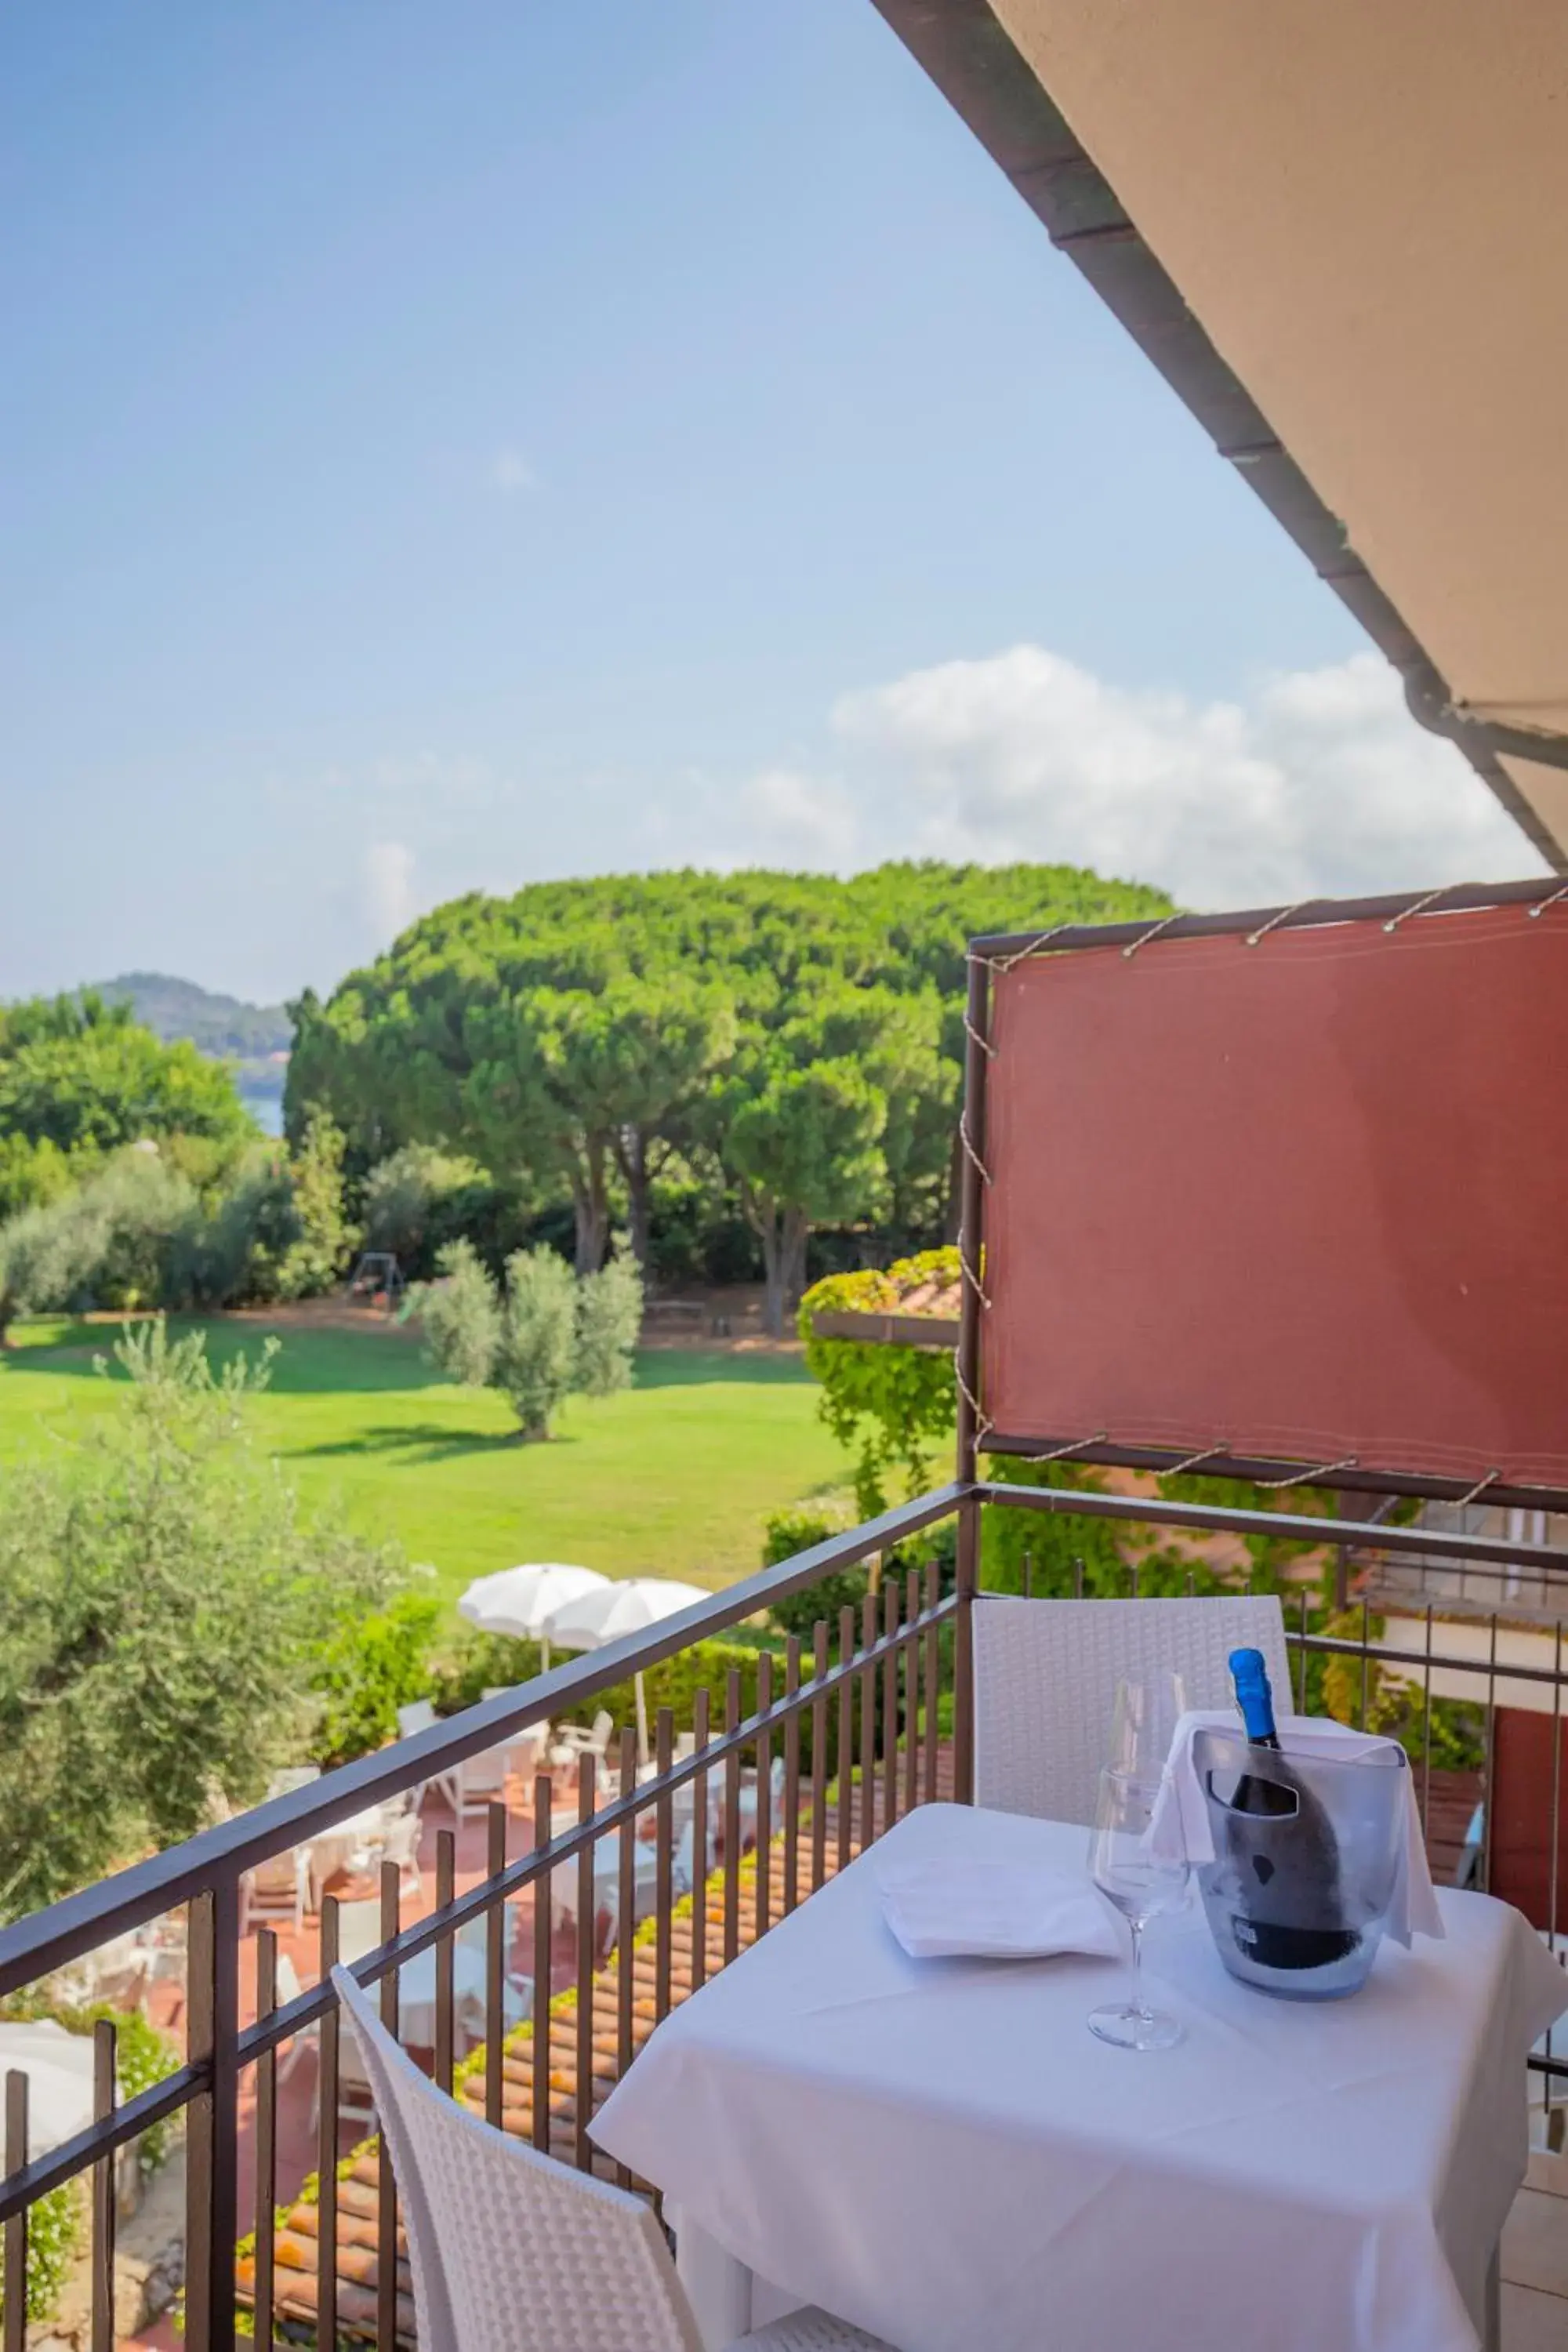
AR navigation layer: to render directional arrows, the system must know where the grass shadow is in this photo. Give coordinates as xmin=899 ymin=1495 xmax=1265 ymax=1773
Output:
xmin=285 ymin=1421 xmax=551 ymax=1464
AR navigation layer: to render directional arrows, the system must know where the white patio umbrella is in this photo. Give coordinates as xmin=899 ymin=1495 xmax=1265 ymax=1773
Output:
xmin=457 ymin=1563 xmax=609 ymax=1672
xmin=0 ymin=2020 xmax=98 ymax=2156
xmin=540 ymin=1577 xmax=709 ymax=1766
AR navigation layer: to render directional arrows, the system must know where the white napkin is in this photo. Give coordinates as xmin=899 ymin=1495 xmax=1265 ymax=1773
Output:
xmin=877 ymin=1854 xmax=1123 ymax=1962
xmin=1148 ymin=1708 xmax=1444 ymax=1947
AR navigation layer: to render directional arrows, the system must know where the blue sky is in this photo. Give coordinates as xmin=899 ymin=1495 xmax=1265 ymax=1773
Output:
xmin=1 ymin=1 xmax=1536 ymax=1006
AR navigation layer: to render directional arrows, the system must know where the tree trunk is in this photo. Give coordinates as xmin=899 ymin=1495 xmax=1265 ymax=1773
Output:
xmin=572 ymin=1137 xmax=612 ymax=1275
xmin=740 ymin=1181 xmax=787 ymax=1338
xmin=616 ymin=1128 xmax=653 ymax=1272
xmin=781 ymin=1207 xmax=810 ymax=1328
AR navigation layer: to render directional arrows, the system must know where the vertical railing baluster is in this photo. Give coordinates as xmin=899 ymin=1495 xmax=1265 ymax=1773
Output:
xmin=953 ymin=1497 xmax=980 ymax=1804
xmin=434 ymin=1829 xmax=456 ymax=2098
xmin=904 ymin=1568 xmax=920 ymax=1817
xmin=923 ymin=1562 xmax=939 ymax=1805
xmin=485 ymin=1802 xmax=506 ymax=2130
xmin=1483 ymin=1613 xmax=1499 ymax=1894
xmin=1294 ymin=1592 xmax=1309 ymax=1714
xmin=723 ymin=1673 xmax=742 ymax=1967
xmin=185 ymin=1879 xmax=240 ymax=2352
xmin=1551 ymin=1622 xmax=1563 ymax=1951
xmin=691 ymin=1689 xmax=711 ymax=1993
xmin=575 ymin=1756 xmax=597 ymax=2169
xmin=532 ymin=1774 xmax=554 ymax=2151
xmin=811 ymin=1622 xmax=829 ymax=1891
xmin=655 ymin=1708 xmax=675 ymax=2023
xmin=1421 ymin=1607 xmax=1435 ymax=1841
xmin=4 ymin=2072 xmax=28 ymax=2352
xmin=316 ymin=1893 xmax=340 ymax=2352
xmin=89 ymin=2018 xmax=116 ymax=2352
xmin=882 ymin=1583 xmax=900 ymax=1835
xmin=615 ymin=1726 xmax=637 ymax=2187
xmin=377 ymin=1860 xmax=401 ymax=2352
xmin=782 ymin=1636 xmax=802 ymax=1915
xmin=1548 ymin=1624 xmax=1565 ymax=2128
xmin=859 ymin=1592 xmax=877 ymax=1852
xmin=1358 ymin=1598 xmax=1370 ymax=1730
xmin=253 ymin=1930 xmax=278 ymax=2350
xmin=755 ymin=1655 xmax=774 ymax=1937
xmin=837 ymin=1606 xmax=855 ymax=1871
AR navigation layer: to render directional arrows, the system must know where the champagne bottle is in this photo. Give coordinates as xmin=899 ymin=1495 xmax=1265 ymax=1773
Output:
xmin=1220 ymin=1648 xmax=1356 ymax=1971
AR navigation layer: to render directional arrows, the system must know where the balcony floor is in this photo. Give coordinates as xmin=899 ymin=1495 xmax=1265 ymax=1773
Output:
xmin=1505 ymin=2151 xmax=1568 ymax=2345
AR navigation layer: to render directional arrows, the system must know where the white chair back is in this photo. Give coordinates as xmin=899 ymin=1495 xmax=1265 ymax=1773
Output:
xmin=333 ymin=1896 xmax=387 ymax=1966
xmin=972 ymin=1594 xmax=1292 ymax=1827
xmin=381 ymin=1813 xmax=423 ymax=1872
xmin=329 ymin=1966 xmax=705 ymax=2352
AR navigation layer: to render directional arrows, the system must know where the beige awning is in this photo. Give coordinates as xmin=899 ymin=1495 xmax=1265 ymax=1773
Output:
xmin=873 ymin=0 xmax=1568 ymax=869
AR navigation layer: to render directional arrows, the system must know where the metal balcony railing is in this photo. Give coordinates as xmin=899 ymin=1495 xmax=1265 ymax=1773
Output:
xmin=1 ymin=1478 xmax=1565 ymax=2349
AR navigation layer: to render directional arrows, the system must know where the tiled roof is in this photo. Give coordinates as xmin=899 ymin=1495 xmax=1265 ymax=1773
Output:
xmin=248 ymin=1765 xmax=954 ymax=2343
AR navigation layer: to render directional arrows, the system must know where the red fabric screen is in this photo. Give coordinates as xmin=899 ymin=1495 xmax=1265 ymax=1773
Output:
xmin=981 ymin=905 xmax=1568 ymax=1487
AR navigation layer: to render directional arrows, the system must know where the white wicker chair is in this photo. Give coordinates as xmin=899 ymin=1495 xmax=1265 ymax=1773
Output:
xmin=330 ymin=1965 xmax=894 ymax=2351
xmin=973 ymin=1593 xmax=1292 ymax=1827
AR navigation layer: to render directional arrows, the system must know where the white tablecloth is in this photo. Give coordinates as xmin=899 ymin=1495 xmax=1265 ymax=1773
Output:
xmin=590 ymin=1803 xmax=1568 ymax=2352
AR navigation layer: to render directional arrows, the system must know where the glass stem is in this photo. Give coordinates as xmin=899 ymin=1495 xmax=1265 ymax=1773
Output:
xmin=1129 ymin=1917 xmax=1147 ymax=2020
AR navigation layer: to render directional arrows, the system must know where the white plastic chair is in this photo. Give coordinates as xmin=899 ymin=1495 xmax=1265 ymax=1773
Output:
xmin=550 ymin=1709 xmax=615 ymax=1769
xmin=398 ymin=1699 xmax=461 ymax=1813
xmin=329 ymin=1965 xmax=893 ymax=2351
xmin=451 ymin=1745 xmax=509 ymax=1822
xmin=972 ymin=1593 xmax=1292 ymax=1827
xmin=240 ymin=1846 xmax=311 ymax=1935
xmin=375 ymin=1809 xmax=425 ymax=1897
xmin=550 ymin=1838 xmax=660 ymax=1958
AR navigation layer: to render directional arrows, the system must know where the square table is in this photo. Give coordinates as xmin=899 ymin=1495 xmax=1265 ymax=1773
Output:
xmin=590 ymin=1802 xmax=1568 ymax=2352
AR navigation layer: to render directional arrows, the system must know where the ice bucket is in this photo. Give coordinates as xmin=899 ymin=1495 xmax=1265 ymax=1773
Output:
xmin=1192 ymin=1727 xmax=1407 ymax=2000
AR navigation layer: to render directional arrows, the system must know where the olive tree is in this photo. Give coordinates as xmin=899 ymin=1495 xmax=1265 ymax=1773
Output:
xmin=0 ymin=1321 xmax=397 ymax=1919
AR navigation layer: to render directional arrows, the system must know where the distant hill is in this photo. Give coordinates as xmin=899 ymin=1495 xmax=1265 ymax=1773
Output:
xmin=93 ymin=972 xmax=292 ymax=1058
xmin=91 ymin=973 xmax=290 ymax=1134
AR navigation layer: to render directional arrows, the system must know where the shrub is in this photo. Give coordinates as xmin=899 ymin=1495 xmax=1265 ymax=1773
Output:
xmin=0 ymin=2181 xmax=81 ymax=2328
xmin=412 ymin=1234 xmax=642 ymax=1439
xmin=412 ymin=1238 xmax=503 ymax=1388
xmin=85 ymin=1149 xmax=199 ymax=1312
xmin=0 ymin=1132 xmax=76 ymax=1220
xmin=274 ymin=1110 xmax=358 ymax=1298
xmin=0 ymin=1183 xmax=109 ymax=1343
xmin=0 ymin=1318 xmax=399 ymax=1918
xmin=496 ymin=1246 xmax=579 ymax=1438
xmin=432 ymin=1627 xmax=765 ymax=1746
xmin=762 ymin=1507 xmax=869 ymax=1646
xmin=574 ymin=1243 xmax=643 ymax=1399
xmin=799 ymin=1250 xmax=958 ymax=1516
xmin=169 ymin=1145 xmax=296 ymax=1306
xmin=362 ymin=1144 xmax=499 ymax=1279
xmin=310 ymin=1587 xmax=445 ymax=1766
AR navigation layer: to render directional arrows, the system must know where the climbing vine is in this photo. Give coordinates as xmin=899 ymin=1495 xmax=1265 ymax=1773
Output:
xmin=799 ymin=1249 xmax=958 ymax=1517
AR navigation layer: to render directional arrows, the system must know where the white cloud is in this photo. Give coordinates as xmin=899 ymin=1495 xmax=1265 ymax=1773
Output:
xmin=728 ymin=767 xmax=861 ymax=869
xmin=492 ymin=448 xmax=536 ymax=495
xmin=361 ymin=840 xmax=419 ymax=942
xmin=804 ymin=646 xmax=1541 ymax=904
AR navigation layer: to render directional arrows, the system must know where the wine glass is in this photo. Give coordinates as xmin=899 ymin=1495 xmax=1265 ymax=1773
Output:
xmin=1108 ymin=1671 xmax=1189 ymax=1780
xmin=1087 ymin=1766 xmax=1190 ymax=2051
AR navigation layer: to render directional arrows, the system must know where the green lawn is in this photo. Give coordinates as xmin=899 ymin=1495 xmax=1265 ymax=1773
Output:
xmin=0 ymin=1318 xmax=848 ymax=1599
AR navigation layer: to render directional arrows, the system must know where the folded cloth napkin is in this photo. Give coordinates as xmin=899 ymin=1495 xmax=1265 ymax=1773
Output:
xmin=877 ymin=1854 xmax=1123 ymax=1962
xmin=1148 ymin=1708 xmax=1444 ymax=1947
